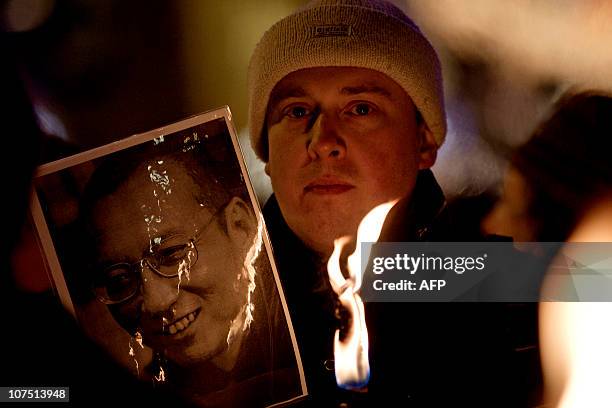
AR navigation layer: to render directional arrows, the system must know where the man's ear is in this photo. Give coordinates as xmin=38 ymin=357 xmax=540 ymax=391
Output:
xmin=417 ymin=122 xmax=438 ymax=169
xmin=264 ymin=162 xmax=270 ymax=176
xmin=223 ymin=197 xmax=257 ymax=249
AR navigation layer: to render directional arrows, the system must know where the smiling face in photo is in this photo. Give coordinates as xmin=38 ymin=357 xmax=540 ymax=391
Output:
xmin=265 ymin=67 xmax=437 ymax=255
xmin=89 ymin=158 xmax=255 ymax=369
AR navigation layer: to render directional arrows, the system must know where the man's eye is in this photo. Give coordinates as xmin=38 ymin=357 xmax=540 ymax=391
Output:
xmin=107 ymin=272 xmax=131 ymax=286
xmin=349 ymin=103 xmax=372 ymax=116
xmin=105 ymin=270 xmax=136 ymax=294
xmin=156 ymin=245 xmax=190 ymax=266
xmin=285 ymin=106 xmax=310 ymax=119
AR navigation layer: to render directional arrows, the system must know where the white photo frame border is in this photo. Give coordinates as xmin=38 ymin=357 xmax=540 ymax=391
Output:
xmin=29 ymin=105 xmax=308 ymax=401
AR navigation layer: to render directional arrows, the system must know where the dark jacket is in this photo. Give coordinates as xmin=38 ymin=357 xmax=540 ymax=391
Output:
xmin=263 ymin=170 xmax=541 ymax=407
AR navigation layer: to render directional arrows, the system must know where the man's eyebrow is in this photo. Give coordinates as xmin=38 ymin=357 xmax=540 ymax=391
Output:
xmin=93 ymin=256 xmax=133 ymax=273
xmin=269 ymin=86 xmax=307 ymax=107
xmin=341 ymin=85 xmax=392 ymax=99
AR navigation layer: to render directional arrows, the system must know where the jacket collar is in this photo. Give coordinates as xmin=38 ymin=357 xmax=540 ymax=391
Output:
xmin=394 ymin=169 xmax=448 ymax=241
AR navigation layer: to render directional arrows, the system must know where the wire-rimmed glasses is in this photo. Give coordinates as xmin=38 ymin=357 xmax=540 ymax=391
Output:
xmin=91 ymin=209 xmax=222 ymax=305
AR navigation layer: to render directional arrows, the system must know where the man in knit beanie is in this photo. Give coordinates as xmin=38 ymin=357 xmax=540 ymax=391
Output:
xmin=249 ymin=0 xmax=445 ymax=257
xmin=247 ymin=0 xmax=536 ymax=405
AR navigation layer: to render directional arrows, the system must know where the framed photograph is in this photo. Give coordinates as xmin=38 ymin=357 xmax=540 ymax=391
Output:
xmin=30 ymin=106 xmax=307 ymax=407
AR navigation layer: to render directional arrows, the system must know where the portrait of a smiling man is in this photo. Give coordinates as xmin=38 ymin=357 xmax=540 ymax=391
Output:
xmin=35 ymin=117 xmax=303 ymax=408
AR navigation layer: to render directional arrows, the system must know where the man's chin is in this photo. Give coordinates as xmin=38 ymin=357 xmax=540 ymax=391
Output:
xmin=286 ymin=205 xmax=366 ymax=256
xmin=165 ymin=347 xmax=214 ymax=369
xmin=299 ymin=225 xmax=360 ymax=259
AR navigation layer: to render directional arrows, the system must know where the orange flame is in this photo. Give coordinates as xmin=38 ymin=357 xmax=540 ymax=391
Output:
xmin=327 ymin=200 xmax=398 ymax=389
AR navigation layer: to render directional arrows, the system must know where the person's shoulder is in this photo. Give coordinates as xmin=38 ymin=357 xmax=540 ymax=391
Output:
xmin=429 ymin=193 xmax=506 ymax=241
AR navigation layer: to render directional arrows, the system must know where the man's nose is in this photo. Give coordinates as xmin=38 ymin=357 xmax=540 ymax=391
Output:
xmin=307 ymin=113 xmax=346 ymax=161
xmin=140 ymin=265 xmax=179 ymax=316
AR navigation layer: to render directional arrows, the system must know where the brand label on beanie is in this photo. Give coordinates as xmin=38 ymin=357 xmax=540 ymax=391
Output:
xmin=313 ymin=25 xmax=352 ymax=37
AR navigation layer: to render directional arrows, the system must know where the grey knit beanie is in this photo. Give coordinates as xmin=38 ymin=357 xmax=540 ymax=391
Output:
xmin=247 ymin=0 xmax=446 ymax=162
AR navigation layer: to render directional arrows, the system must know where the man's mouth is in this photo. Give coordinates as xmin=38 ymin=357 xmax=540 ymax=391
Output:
xmin=164 ymin=308 xmax=200 ymax=335
xmin=305 ymin=178 xmax=355 ymax=195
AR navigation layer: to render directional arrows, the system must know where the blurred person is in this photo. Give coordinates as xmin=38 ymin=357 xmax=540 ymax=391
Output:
xmin=483 ymin=91 xmax=612 ymax=243
xmin=76 ymin=136 xmax=300 ymax=407
xmin=247 ymin=0 xmax=539 ymax=405
xmin=483 ymin=91 xmax=612 ymax=407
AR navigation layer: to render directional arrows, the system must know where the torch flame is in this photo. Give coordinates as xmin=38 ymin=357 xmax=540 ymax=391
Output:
xmin=327 ymin=200 xmax=398 ymax=390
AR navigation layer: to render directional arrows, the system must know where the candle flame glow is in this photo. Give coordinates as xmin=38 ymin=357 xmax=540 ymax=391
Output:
xmin=327 ymin=200 xmax=398 ymax=389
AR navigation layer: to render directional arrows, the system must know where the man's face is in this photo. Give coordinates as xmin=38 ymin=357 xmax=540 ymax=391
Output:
xmin=266 ymin=67 xmax=437 ymax=255
xmin=90 ymin=159 xmax=252 ymax=368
